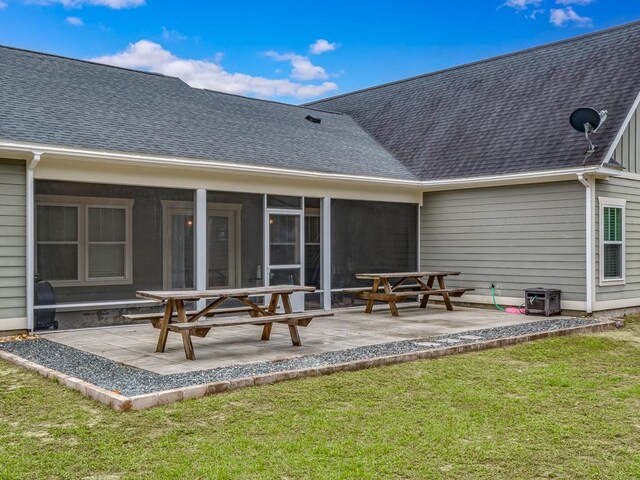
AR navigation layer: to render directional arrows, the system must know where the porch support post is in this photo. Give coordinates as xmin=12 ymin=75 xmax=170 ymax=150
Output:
xmin=195 ymin=188 xmax=207 ymax=309
xmin=322 ymin=197 xmax=331 ymax=310
xmin=26 ymin=152 xmax=41 ymax=332
xmin=417 ymin=203 xmax=421 ymax=270
xmin=263 ymin=194 xmax=269 ymax=287
xmin=25 ymin=152 xmax=40 ymax=332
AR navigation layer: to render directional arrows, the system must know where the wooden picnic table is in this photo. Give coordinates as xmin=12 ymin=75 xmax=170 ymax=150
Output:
xmin=135 ymin=285 xmax=331 ymax=360
xmin=354 ymin=271 xmax=474 ymax=317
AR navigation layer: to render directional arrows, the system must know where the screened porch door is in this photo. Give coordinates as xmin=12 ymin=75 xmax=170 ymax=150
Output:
xmin=163 ymin=203 xmax=240 ymax=290
xmin=267 ymin=211 xmax=304 ymax=311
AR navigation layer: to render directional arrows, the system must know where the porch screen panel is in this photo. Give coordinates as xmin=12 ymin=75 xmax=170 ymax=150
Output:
xmin=35 ymin=180 xmax=195 ymax=319
xmin=170 ymin=213 xmax=194 ymax=289
xmin=331 ymin=200 xmax=417 ymax=290
xmin=304 ymin=197 xmax=321 ymax=289
xmin=207 ymin=190 xmax=264 ymax=289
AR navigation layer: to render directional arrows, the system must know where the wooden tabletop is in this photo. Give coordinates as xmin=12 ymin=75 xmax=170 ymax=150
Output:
xmin=355 ymin=271 xmax=460 ymax=280
xmin=136 ymin=284 xmax=316 ymax=302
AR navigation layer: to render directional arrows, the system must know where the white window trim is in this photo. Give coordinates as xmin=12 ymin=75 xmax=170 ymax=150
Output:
xmin=35 ymin=194 xmax=134 ymax=287
xmin=598 ymin=196 xmax=626 ymax=286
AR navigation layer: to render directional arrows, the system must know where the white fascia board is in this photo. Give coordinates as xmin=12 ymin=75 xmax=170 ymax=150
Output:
xmin=0 ymin=140 xmax=422 ymax=189
xmin=601 ymin=90 xmax=640 ymax=166
xmin=421 ymin=166 xmax=607 ymax=191
xmin=0 ymin=139 xmax=621 ymax=192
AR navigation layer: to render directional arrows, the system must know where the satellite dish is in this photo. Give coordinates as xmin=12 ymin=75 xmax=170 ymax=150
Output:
xmin=570 ymin=108 xmax=604 ymax=133
xmin=569 ymin=107 xmax=608 ymax=155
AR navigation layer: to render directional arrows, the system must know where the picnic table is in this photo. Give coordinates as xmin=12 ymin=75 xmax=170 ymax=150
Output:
xmin=354 ymin=271 xmax=474 ymax=317
xmin=134 ymin=285 xmax=332 ymax=360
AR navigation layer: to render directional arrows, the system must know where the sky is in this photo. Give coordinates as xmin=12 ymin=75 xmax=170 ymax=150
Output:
xmin=0 ymin=0 xmax=638 ymax=104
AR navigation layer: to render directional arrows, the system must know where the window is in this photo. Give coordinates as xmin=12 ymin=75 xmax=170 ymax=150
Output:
xmin=36 ymin=195 xmax=134 ymax=286
xmin=599 ymin=197 xmax=626 ymax=285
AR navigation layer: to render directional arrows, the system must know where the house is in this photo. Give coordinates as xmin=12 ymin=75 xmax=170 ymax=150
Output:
xmin=0 ymin=21 xmax=639 ymax=333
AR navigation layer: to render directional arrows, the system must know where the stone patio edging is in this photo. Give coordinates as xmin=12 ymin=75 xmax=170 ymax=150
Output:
xmin=0 ymin=320 xmax=617 ymax=411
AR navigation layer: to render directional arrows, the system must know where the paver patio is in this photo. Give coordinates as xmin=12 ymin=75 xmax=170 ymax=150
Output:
xmin=41 ymin=303 xmax=551 ymax=375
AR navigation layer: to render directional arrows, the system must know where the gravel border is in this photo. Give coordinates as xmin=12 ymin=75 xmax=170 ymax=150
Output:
xmin=0 ymin=317 xmax=604 ymax=397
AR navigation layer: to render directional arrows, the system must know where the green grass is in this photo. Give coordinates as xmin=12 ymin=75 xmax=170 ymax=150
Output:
xmin=1 ymin=323 xmax=639 ymax=480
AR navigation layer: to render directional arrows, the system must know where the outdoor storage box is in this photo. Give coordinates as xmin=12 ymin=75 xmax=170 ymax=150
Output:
xmin=524 ymin=288 xmax=561 ymax=316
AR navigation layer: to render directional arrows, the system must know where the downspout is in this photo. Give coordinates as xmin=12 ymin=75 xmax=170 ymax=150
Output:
xmin=577 ymin=173 xmax=594 ymax=313
xmin=26 ymin=152 xmax=42 ymax=332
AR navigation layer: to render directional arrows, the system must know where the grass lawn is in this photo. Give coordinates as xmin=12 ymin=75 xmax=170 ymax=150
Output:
xmin=1 ymin=319 xmax=638 ymax=480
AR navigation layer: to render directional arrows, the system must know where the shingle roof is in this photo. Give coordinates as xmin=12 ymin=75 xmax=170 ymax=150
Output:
xmin=307 ymin=21 xmax=640 ymax=181
xmin=0 ymin=46 xmax=415 ymax=180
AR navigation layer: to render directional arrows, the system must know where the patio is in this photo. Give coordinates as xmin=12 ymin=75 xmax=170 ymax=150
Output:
xmin=0 ymin=303 xmax=611 ymax=410
xmin=43 ymin=303 xmax=550 ymax=375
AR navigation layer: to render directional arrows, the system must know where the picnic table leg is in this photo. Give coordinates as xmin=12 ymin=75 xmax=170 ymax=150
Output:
xmin=155 ymin=298 xmax=174 ymax=353
xmin=176 ymin=299 xmax=196 ymax=360
xmin=420 ymin=276 xmax=436 ymax=309
xmin=364 ymin=278 xmax=381 ymax=314
xmin=282 ymin=293 xmax=302 ymax=347
xmin=382 ymin=278 xmax=400 ymax=317
xmin=261 ymin=293 xmax=281 ymax=341
xmin=281 ymin=294 xmax=303 ymax=346
xmin=437 ymin=275 xmax=454 ymax=311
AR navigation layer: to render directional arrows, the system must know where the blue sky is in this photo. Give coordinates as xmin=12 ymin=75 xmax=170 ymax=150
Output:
xmin=0 ymin=0 xmax=638 ymax=103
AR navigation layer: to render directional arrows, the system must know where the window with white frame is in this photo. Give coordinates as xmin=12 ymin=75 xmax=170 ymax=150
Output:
xmin=599 ymin=197 xmax=626 ymax=284
xmin=36 ymin=195 xmax=134 ymax=285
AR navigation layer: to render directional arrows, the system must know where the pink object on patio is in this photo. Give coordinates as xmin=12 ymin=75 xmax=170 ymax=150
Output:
xmin=504 ymin=306 xmax=524 ymax=314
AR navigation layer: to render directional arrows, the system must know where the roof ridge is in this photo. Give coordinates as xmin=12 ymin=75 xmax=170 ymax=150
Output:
xmin=199 ymin=88 xmax=345 ymax=114
xmin=305 ymin=19 xmax=640 ymax=105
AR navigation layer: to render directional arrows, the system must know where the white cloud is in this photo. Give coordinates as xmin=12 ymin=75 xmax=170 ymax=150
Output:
xmin=162 ymin=26 xmax=186 ymax=42
xmin=556 ymin=0 xmax=594 ymax=5
xmin=28 ymin=0 xmax=145 ymax=9
xmin=0 ymin=1 xmax=7 ymax=10
xmin=503 ymin=0 xmax=541 ymax=9
xmin=66 ymin=16 xmax=83 ymax=25
xmin=90 ymin=40 xmax=338 ymax=100
xmin=526 ymin=8 xmax=545 ymax=19
xmin=550 ymin=7 xmax=593 ymax=26
xmin=309 ymin=39 xmax=338 ymax=54
xmin=264 ymin=50 xmax=328 ymax=81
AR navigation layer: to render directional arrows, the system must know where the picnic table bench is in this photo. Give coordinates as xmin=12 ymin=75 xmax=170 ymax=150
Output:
xmin=354 ymin=271 xmax=474 ymax=317
xmin=134 ymin=285 xmax=333 ymax=360
xmin=123 ymin=305 xmax=257 ymax=325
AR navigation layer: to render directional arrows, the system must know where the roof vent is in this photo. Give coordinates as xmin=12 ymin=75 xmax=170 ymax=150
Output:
xmin=305 ymin=114 xmax=321 ymax=124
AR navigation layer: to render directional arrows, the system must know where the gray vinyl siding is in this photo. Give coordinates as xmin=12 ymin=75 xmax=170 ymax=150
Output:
xmin=595 ymin=177 xmax=640 ymax=303
xmin=0 ymin=159 xmax=26 ymax=320
xmin=614 ymin=104 xmax=640 ymax=172
xmin=421 ymin=181 xmax=586 ymax=303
